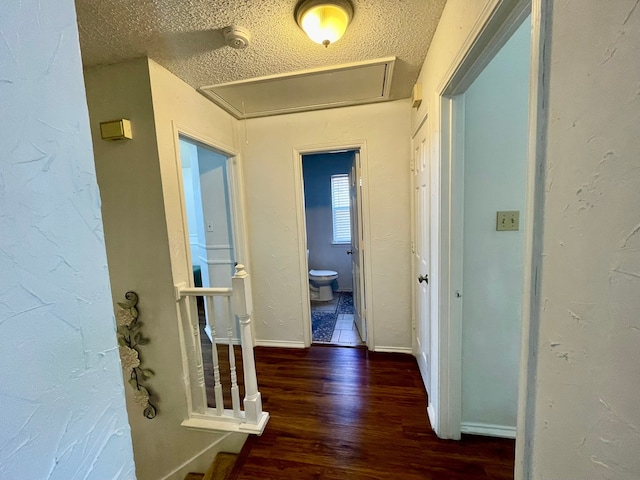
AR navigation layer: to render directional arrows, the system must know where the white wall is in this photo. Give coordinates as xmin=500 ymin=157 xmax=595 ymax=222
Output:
xmin=148 ymin=59 xmax=244 ymax=286
xmin=198 ymin=146 xmax=235 ymax=288
xmin=242 ymin=101 xmax=412 ymax=350
xmin=525 ymin=1 xmax=640 ymax=478
xmin=0 ymin=1 xmax=136 ymax=478
xmin=85 ymin=58 xmax=245 ymax=480
xmin=461 ymin=17 xmax=530 ymax=431
xmin=411 ymin=0 xmax=498 ymax=131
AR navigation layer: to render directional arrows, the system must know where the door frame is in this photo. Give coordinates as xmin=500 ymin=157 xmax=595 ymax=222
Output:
xmin=292 ymin=140 xmax=374 ymax=349
xmin=432 ymin=0 xmax=547 ymax=463
xmin=171 ymin=122 xmax=251 ymax=286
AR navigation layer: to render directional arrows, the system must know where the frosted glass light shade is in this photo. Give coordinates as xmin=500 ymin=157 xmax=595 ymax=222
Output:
xmin=296 ymin=0 xmax=353 ymax=47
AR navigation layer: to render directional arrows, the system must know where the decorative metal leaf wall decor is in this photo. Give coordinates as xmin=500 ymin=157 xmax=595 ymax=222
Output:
xmin=116 ymin=291 xmax=157 ymax=419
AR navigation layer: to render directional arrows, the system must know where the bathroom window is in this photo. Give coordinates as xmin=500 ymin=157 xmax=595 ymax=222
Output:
xmin=331 ymin=174 xmax=351 ymax=244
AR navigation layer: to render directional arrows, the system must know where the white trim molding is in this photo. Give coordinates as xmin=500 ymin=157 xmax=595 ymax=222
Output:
xmin=374 ymin=346 xmax=413 ymax=355
xmin=515 ymin=1 xmax=547 ymax=478
xmin=254 ymin=339 xmax=307 ymax=349
xmin=461 ymin=422 xmax=517 ymax=439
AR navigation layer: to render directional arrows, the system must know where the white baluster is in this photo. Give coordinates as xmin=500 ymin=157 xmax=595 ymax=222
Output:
xmin=205 ymin=296 xmax=224 ymax=416
xmin=180 ymin=296 xmax=207 ymax=415
xmin=232 ymin=264 xmax=263 ymax=425
xmin=226 ymin=295 xmax=241 ymax=417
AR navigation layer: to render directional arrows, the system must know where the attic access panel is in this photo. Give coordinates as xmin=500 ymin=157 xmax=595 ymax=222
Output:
xmin=199 ymin=57 xmax=395 ymax=119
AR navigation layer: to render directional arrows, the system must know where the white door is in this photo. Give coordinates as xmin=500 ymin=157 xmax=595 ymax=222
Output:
xmin=412 ymin=121 xmax=431 ymax=395
xmin=350 ymin=151 xmax=366 ymax=342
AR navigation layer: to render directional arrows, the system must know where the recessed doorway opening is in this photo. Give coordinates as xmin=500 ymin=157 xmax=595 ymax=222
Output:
xmin=300 ymin=149 xmax=367 ymax=347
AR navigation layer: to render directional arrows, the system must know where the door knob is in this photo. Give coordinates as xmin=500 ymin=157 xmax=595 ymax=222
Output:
xmin=418 ymin=274 xmax=429 ymax=284
xmin=347 ymin=250 xmax=353 ymax=255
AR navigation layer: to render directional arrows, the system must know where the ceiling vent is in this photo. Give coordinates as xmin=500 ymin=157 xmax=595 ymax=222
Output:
xmin=199 ymin=57 xmax=396 ymax=119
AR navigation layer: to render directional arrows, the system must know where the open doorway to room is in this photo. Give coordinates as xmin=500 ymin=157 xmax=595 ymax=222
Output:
xmin=301 ymin=150 xmax=366 ymax=347
xmin=177 ymin=133 xmax=246 ymax=410
xmin=455 ymin=15 xmax=532 ymax=441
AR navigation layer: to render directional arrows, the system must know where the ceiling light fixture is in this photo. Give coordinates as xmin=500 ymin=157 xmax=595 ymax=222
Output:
xmin=295 ymin=0 xmax=354 ymax=47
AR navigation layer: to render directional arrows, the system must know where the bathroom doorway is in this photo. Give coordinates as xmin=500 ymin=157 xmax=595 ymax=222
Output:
xmin=301 ymin=149 xmax=366 ymax=347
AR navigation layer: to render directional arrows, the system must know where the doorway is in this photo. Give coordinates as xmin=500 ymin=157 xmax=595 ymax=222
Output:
xmin=177 ymin=134 xmax=239 ymax=343
xmin=298 ymin=149 xmax=367 ymax=348
xmin=416 ymin=0 xmax=540 ymax=447
xmin=457 ymin=15 xmax=531 ymax=439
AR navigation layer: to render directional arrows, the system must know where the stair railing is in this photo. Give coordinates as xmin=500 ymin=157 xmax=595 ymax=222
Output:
xmin=174 ymin=264 xmax=268 ymax=435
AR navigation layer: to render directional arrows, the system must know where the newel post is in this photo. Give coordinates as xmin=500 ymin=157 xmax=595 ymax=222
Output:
xmin=232 ymin=264 xmax=262 ymax=424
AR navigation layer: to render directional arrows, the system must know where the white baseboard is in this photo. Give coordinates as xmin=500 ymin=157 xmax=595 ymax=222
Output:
xmin=373 ymin=346 xmax=413 ymax=354
xmin=214 ymin=337 xmax=241 ymax=345
xmin=415 ymin=351 xmax=429 ymax=390
xmin=160 ymin=432 xmax=246 ymax=480
xmin=254 ymin=339 xmax=306 ymax=349
xmin=427 ymin=403 xmax=438 ymax=433
xmin=461 ymin=421 xmax=516 ymax=439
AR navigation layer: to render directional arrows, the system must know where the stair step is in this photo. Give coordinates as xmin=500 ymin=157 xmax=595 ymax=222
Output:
xmin=204 ymin=452 xmax=237 ymax=480
xmin=184 ymin=474 xmax=204 ymax=480
xmin=185 ymin=452 xmax=238 ymax=480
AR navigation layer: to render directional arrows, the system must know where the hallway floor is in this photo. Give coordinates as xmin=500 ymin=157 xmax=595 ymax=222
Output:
xmin=232 ymin=346 xmax=515 ymax=479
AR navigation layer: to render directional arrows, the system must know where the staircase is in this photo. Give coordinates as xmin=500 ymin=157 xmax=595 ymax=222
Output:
xmin=185 ymin=452 xmax=238 ymax=480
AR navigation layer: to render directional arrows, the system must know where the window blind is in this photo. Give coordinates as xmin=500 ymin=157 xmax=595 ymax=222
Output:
xmin=331 ymin=174 xmax=351 ymax=244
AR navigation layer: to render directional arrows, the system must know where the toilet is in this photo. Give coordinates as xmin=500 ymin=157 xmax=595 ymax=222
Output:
xmin=309 ymin=269 xmax=339 ymax=302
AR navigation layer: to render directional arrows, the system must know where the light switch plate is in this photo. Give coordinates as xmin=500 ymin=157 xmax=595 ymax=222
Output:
xmin=496 ymin=211 xmax=520 ymax=231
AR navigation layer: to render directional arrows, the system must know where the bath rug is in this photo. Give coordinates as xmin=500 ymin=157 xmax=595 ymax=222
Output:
xmin=337 ymin=292 xmax=354 ymax=314
xmin=312 ymin=311 xmax=338 ymax=342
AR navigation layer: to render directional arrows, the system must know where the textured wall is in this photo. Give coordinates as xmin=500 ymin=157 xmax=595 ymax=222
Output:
xmin=527 ymin=1 xmax=640 ymax=478
xmin=0 ymin=1 xmax=136 ymax=479
xmin=242 ymin=100 xmax=412 ymax=350
xmin=85 ymin=58 xmax=244 ymax=480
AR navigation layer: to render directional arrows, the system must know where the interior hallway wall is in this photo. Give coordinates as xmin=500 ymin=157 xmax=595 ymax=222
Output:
xmin=461 ymin=16 xmax=530 ymax=433
xmin=525 ymin=2 xmax=640 ymax=478
xmin=85 ymin=58 xmax=245 ymax=480
xmin=0 ymin=1 xmax=136 ymax=478
xmin=242 ymin=100 xmax=412 ymax=350
xmin=303 ymin=152 xmax=354 ymax=292
xmin=414 ymin=0 xmax=640 ymax=475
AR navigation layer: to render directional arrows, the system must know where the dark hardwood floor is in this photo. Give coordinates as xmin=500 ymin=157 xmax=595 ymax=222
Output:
xmin=228 ymin=346 xmax=515 ymax=480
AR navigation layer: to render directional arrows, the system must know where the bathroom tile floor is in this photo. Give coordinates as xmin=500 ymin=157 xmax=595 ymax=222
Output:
xmin=311 ymin=292 xmax=364 ymax=347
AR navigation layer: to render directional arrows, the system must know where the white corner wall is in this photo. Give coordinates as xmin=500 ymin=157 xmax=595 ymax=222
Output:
xmin=84 ymin=58 xmax=245 ymax=480
xmin=148 ymin=59 xmax=243 ymax=288
xmin=411 ymin=0 xmax=498 ymax=132
xmin=526 ymin=2 xmax=640 ymax=478
xmin=242 ymin=101 xmax=412 ymax=350
xmin=0 ymin=1 xmax=136 ymax=479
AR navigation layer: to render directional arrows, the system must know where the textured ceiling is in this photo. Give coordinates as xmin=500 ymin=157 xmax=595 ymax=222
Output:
xmin=75 ymin=0 xmax=446 ymax=102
